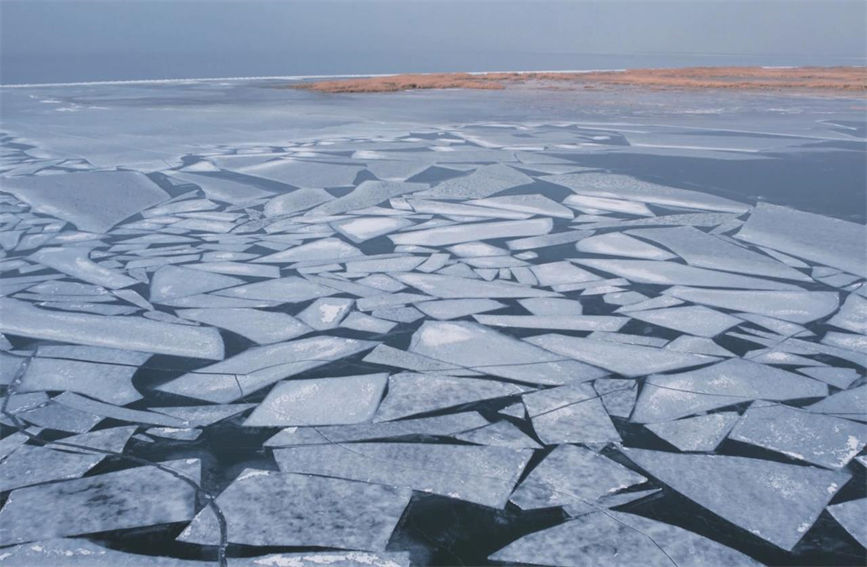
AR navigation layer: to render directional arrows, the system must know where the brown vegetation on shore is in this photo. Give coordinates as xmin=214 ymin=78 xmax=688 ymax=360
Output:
xmin=292 ymin=66 xmax=867 ymax=94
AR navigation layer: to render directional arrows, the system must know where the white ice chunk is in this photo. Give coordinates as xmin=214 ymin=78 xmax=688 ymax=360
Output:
xmin=576 ymin=232 xmax=676 ymax=260
xmin=374 ymin=372 xmax=530 ymax=422
xmin=312 ymin=180 xmax=426 ymax=215
xmin=390 ymin=218 xmax=552 ymax=246
xmin=396 ymin=272 xmax=555 ymax=298
xmin=0 ymin=444 xmax=104 ymax=492
xmin=156 ymin=336 xmax=375 ymax=403
xmin=297 ymin=297 xmax=354 ymax=329
xmin=0 ymin=459 xmax=199 ymax=546
xmin=274 ymin=442 xmax=531 ymax=508
xmin=185 ymin=262 xmax=279 ymax=278
xmin=253 ymin=238 xmax=362 ymax=264
xmin=468 ymin=194 xmax=574 ymax=219
xmin=415 ymin=164 xmax=533 ymax=199
xmin=332 ymin=216 xmax=415 ymax=242
xmin=415 ymin=298 xmax=505 ymax=319
xmin=340 ymin=311 xmax=397 ymax=333
xmin=0 ymin=298 xmax=224 ymax=360
xmin=146 ymin=404 xmax=254 ymax=427
xmin=623 ymin=448 xmax=850 ymax=550
xmin=244 ymin=373 xmax=388 ymax=426
xmin=808 ymin=386 xmax=866 ymax=421
xmin=728 ymin=403 xmax=867 ymax=469
xmin=29 ymin=247 xmax=138 ymax=289
xmin=827 ymin=293 xmax=867 ymax=333
xmin=735 ymin=202 xmax=867 ymax=277
xmin=577 ymin=259 xmax=801 ymax=290
xmin=176 ymin=308 xmax=311 ymax=344
xmin=632 ymin=359 xmax=828 ymax=423
xmin=827 ymin=498 xmax=867 ymax=549
xmin=630 ymin=305 xmax=741 ymax=337
xmin=664 ymin=286 xmax=838 ymax=323
xmin=474 ymin=314 xmax=627 ymax=332
xmin=169 ymin=171 xmax=272 ymax=204
xmin=410 ymin=321 xmax=606 ymax=384
xmin=454 ymin=420 xmax=542 ymax=449
xmin=523 ymin=384 xmax=620 ymax=445
xmin=530 ymin=260 xmax=600 ymax=287
xmin=565 ymin=194 xmax=654 ymax=216
xmin=527 ymin=334 xmax=714 ymax=378
xmin=240 ymin=159 xmax=361 ymax=188
xmin=1 ymin=171 xmax=169 ymax=233
xmin=214 ymin=276 xmax=334 ymax=302
xmin=178 ymin=469 xmax=411 ymax=550
xmin=264 ymin=188 xmax=334 ymax=216
xmin=646 ymin=412 xmax=738 ymax=452
xmin=149 ymin=265 xmax=243 ymax=303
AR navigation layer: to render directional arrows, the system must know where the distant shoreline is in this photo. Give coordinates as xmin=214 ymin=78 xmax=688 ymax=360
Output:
xmin=290 ymin=66 xmax=867 ymax=94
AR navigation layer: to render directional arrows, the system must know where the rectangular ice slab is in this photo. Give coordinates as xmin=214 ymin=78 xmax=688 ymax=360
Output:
xmin=157 ymin=336 xmax=376 ymax=402
xmin=0 ymin=298 xmax=224 ymax=360
xmin=396 ymin=273 xmax=556 ymax=298
xmin=735 ymin=202 xmax=867 ymax=277
xmin=0 ymin=459 xmax=199 ymax=546
xmin=1 ymin=171 xmax=169 ymax=233
xmin=623 ymin=448 xmax=850 ymax=551
xmin=178 ymin=469 xmax=411 ymax=551
xmin=29 ymin=247 xmax=138 ymax=289
xmin=664 ymin=286 xmax=839 ymax=324
xmin=274 ymin=442 xmax=532 ymax=508
xmin=244 ymin=373 xmax=388 ymax=426
xmin=390 ymin=218 xmax=552 ymax=246
xmin=176 ymin=308 xmax=311 ymax=344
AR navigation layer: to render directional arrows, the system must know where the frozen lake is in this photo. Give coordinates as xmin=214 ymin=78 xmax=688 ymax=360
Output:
xmin=0 ymin=80 xmax=865 ymax=566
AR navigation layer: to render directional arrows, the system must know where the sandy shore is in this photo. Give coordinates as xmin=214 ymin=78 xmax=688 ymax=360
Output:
xmin=292 ymin=66 xmax=867 ymax=94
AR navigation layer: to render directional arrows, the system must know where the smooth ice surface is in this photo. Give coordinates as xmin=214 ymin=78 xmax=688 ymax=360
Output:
xmin=1 ymin=171 xmax=169 ymax=233
xmin=645 ymin=412 xmax=739 ymax=452
xmin=527 ymin=333 xmax=714 ymax=377
xmin=30 ymin=247 xmax=138 ymax=289
xmin=374 ymin=372 xmax=530 ymax=422
xmin=623 ymin=448 xmax=850 ymax=550
xmin=157 ymin=336 xmax=376 ymax=402
xmin=176 ymin=308 xmax=311 ymax=343
xmin=297 ymin=297 xmax=354 ymax=329
xmin=274 ymin=442 xmax=532 ymax=508
xmin=391 ymin=218 xmax=552 ymax=246
xmin=454 ymin=420 xmax=542 ymax=449
xmin=576 ymin=232 xmax=676 ymax=260
xmin=510 ymin=444 xmax=646 ymax=510
xmin=396 ymin=272 xmax=555 ymax=298
xmin=313 ymin=180 xmax=426 ymax=215
xmin=629 ymin=305 xmax=741 ymax=337
xmin=415 ymin=298 xmax=505 ymax=319
xmin=332 ymin=216 xmax=415 ymax=242
xmin=490 ymin=511 xmax=760 ymax=566
xmin=0 ymin=459 xmax=200 ymax=546
xmin=735 ymin=202 xmax=867 ymax=277
xmin=522 ymin=384 xmax=621 ymax=444
xmin=827 ymin=498 xmax=867 ymax=549
xmin=0 ymin=298 xmax=225 ymax=360
xmin=149 ymin=265 xmax=243 ymax=303
xmin=632 ymin=359 xmax=828 ymax=423
xmin=178 ymin=470 xmax=411 ymax=551
xmin=20 ymin=354 xmax=144 ymax=405
xmin=244 ymin=373 xmax=388 ymax=426
xmin=416 ymin=164 xmax=533 ymax=199
xmin=0 ymin=444 xmax=104 ymax=492
xmin=474 ymin=314 xmax=627 ymax=332
xmin=410 ymin=321 xmax=606 ymax=384
xmin=827 ymin=293 xmax=867 ymax=333
xmin=728 ymin=403 xmax=867 ymax=469
xmin=664 ymin=286 xmax=839 ymax=323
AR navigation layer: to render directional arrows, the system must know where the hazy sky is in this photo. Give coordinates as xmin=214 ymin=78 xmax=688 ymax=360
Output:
xmin=1 ymin=0 xmax=865 ymax=84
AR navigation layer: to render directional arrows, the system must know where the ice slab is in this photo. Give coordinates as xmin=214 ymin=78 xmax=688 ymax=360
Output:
xmin=490 ymin=511 xmax=760 ymax=566
xmin=29 ymin=247 xmax=138 ymax=289
xmin=630 ymin=305 xmax=741 ymax=337
xmin=0 ymin=444 xmax=104 ymax=492
xmin=53 ymin=392 xmax=185 ymax=427
xmin=664 ymin=286 xmax=839 ymax=323
xmin=454 ymin=419 xmax=542 ymax=449
xmin=808 ymin=386 xmax=866 ymax=421
xmin=244 ymin=373 xmax=387 ymax=426
xmin=341 ymin=311 xmax=397 ymax=333
xmin=274 ymin=442 xmax=531 ymax=508
xmin=530 ymin=261 xmax=599 ymax=287
xmin=729 ymin=403 xmax=867 ymax=468
xmin=157 ymin=336 xmax=376 ymax=403
xmin=363 ymin=344 xmax=480 ymax=375
xmin=543 ymin=172 xmax=749 ymax=213
xmin=253 ymin=237 xmax=361 ymax=264
xmin=264 ymin=187 xmax=334 ymax=216
xmin=827 ymin=498 xmax=867 ymax=549
xmin=176 ymin=307 xmax=310 ymax=344
xmin=633 ymin=359 xmax=828 ymax=423
xmin=629 ymin=226 xmax=811 ymax=281
xmin=186 ymin=261 xmax=279 ymax=278
xmin=170 ymin=171 xmax=273 ymax=204
xmin=527 ymin=334 xmax=714 ymax=377
xmin=415 ymin=298 xmax=505 ymax=319
xmin=0 ymin=459 xmax=199 ymax=546
xmin=576 ymin=232 xmax=676 ymax=260
xmin=149 ymin=265 xmax=243 ymax=303
xmin=146 ymin=404 xmax=254 ymax=427
xmin=522 ymin=384 xmax=620 ymax=445
xmin=594 ymin=377 xmax=638 ymax=418
xmin=0 ymin=298 xmax=224 ymax=360
xmin=407 ymin=198 xmax=532 ymax=219
xmin=178 ymin=469 xmax=410 ymax=550
xmin=827 ymin=293 xmax=867 ymax=333
xmin=396 ymin=272 xmax=555 ymax=298
xmin=646 ymin=412 xmax=739 ymax=452
xmin=623 ymin=448 xmax=850 ymax=550
xmin=214 ymin=276 xmax=334 ymax=302
xmin=410 ymin=321 xmax=606 ymax=384
xmin=239 ymin=158 xmax=361 ymax=188
xmin=1 ymin=171 xmax=169 ymax=233
xmin=375 ymin=372 xmax=530 ymax=421
xmin=46 ymin=425 xmax=136 ymax=455
xmin=390 ymin=218 xmax=552 ymax=246
xmin=20 ymin=353 xmax=144 ymax=405
xmin=510 ymin=444 xmax=645 ymax=510
xmin=415 ymin=164 xmax=532 ymax=199
xmin=797 ymin=366 xmax=860 ymax=389
xmin=565 ymin=193 xmax=653 ymax=216
xmin=468 ymin=194 xmax=574 ymax=219
xmin=265 ymin=411 xmax=488 ymax=447
xmin=332 ymin=216 xmax=415 ymax=242
xmin=577 ymin=259 xmax=801 ymax=290
xmin=310 ymin=180 xmax=426 ymax=216
xmin=474 ymin=314 xmax=627 ymax=332
xmin=735 ymin=202 xmax=867 ymax=277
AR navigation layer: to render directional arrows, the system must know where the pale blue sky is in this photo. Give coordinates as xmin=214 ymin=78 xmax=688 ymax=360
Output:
xmin=1 ymin=0 xmax=865 ymax=84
